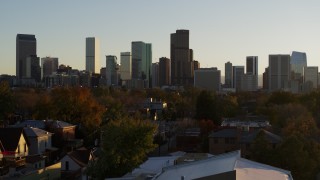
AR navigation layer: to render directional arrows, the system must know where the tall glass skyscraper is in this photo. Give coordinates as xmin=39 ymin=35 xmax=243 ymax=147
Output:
xmin=131 ymin=41 xmax=152 ymax=88
xmin=291 ymin=51 xmax=307 ymax=77
xmin=106 ymin=55 xmax=118 ymax=86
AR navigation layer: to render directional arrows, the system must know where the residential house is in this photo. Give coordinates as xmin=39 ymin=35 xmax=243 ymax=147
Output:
xmin=23 ymin=127 xmax=54 ymax=155
xmin=45 ymin=120 xmax=76 ymax=140
xmin=240 ymin=129 xmax=282 ymax=158
xmin=45 ymin=120 xmax=82 ymax=150
xmin=176 ymin=128 xmax=201 ymax=152
xmin=0 ymin=128 xmax=29 ymax=170
xmin=209 ymin=128 xmax=282 ymax=156
xmin=60 ymin=147 xmax=93 ymax=180
xmin=209 ymin=128 xmax=241 ymax=154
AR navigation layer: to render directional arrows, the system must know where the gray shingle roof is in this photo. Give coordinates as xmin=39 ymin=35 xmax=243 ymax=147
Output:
xmin=23 ymin=127 xmax=53 ymax=137
xmin=241 ymin=129 xmax=282 ymax=144
xmin=209 ymin=128 xmax=238 ymax=138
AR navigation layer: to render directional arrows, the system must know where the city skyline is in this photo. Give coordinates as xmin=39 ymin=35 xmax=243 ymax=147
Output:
xmin=1 ymin=1 xmax=320 ymax=76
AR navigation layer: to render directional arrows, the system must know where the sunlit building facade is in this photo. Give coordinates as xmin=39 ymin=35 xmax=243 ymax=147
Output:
xmin=86 ymin=37 xmax=100 ymax=73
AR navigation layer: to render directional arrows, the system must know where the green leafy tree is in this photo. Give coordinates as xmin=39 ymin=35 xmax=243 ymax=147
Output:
xmin=87 ymin=118 xmax=157 ymax=179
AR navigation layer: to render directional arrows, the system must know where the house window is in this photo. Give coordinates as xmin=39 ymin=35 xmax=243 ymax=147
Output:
xmin=214 ymin=138 xmax=218 ymax=144
xmin=24 ymin=143 xmax=27 ymax=152
xmin=35 ymin=164 xmax=37 ymax=169
xmin=65 ymin=161 xmax=69 ymax=171
xmin=18 ymin=144 xmax=20 ymax=154
xmin=39 ymin=162 xmax=41 ymax=168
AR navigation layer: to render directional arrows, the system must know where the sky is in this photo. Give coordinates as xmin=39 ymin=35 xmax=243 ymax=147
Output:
xmin=1 ymin=0 xmax=320 ymax=77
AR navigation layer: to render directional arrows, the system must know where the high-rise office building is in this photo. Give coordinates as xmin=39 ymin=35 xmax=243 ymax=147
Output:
xmin=25 ymin=55 xmax=41 ymax=82
xmin=16 ymin=34 xmax=37 ymax=79
xmin=304 ymin=66 xmax=318 ymax=89
xmin=263 ymin=67 xmax=269 ymax=90
xmin=120 ymin=52 xmax=132 ymax=81
xmin=194 ymin=68 xmax=221 ymax=92
xmin=245 ymin=56 xmax=258 ymax=91
xmin=41 ymin=57 xmax=58 ymax=79
xmin=152 ymin=63 xmax=159 ymax=88
xmin=290 ymin=51 xmax=307 ymax=93
xmin=159 ymin=57 xmax=171 ymax=87
xmin=291 ymin=51 xmax=307 ymax=77
xmin=233 ymin=66 xmax=244 ymax=91
xmin=241 ymin=74 xmax=258 ymax=92
xmin=131 ymin=41 xmax=152 ymax=88
xmin=225 ymin=61 xmax=233 ymax=88
xmin=246 ymin=56 xmax=258 ymax=75
xmin=86 ymin=37 xmax=100 ymax=73
xmin=268 ymin=54 xmax=291 ymax=92
xmin=193 ymin=60 xmax=200 ymax=71
xmin=106 ymin=55 xmax=118 ymax=86
xmin=171 ymin=29 xmax=194 ymax=86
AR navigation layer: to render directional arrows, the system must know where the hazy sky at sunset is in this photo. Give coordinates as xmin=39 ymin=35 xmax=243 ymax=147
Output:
xmin=1 ymin=0 xmax=320 ymax=76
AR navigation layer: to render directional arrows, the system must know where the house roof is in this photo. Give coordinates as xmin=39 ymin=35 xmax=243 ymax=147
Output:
xmin=15 ymin=120 xmax=46 ymax=129
xmin=209 ymin=128 xmax=282 ymax=144
xmin=0 ymin=128 xmax=27 ymax=152
xmin=209 ymin=128 xmax=238 ymax=138
xmin=241 ymin=129 xmax=282 ymax=144
xmin=46 ymin=120 xmax=76 ymax=129
xmin=23 ymin=127 xmax=53 ymax=137
xmin=153 ymin=150 xmax=293 ymax=180
xmin=67 ymin=147 xmax=91 ymax=168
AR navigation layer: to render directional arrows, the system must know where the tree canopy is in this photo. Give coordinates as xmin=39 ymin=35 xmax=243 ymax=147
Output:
xmin=87 ymin=118 xmax=157 ymax=179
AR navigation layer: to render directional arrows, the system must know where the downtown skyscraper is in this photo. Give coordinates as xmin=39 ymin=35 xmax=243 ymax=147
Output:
xmin=268 ymin=54 xmax=291 ymax=92
xmin=131 ymin=41 xmax=152 ymax=88
xmin=159 ymin=57 xmax=171 ymax=87
xmin=41 ymin=57 xmax=58 ymax=79
xmin=244 ymin=56 xmax=258 ymax=91
xmin=120 ymin=52 xmax=132 ymax=81
xmin=106 ymin=55 xmax=118 ymax=86
xmin=171 ymin=29 xmax=194 ymax=86
xmin=86 ymin=37 xmax=100 ymax=73
xmin=16 ymin=34 xmax=37 ymax=79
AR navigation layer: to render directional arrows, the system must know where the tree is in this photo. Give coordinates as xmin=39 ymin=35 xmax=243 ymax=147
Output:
xmin=0 ymin=81 xmax=15 ymax=121
xmin=87 ymin=118 xmax=157 ymax=179
xmin=195 ymin=91 xmax=217 ymax=122
xmin=273 ymin=135 xmax=319 ymax=180
xmin=267 ymin=91 xmax=296 ymax=105
xmin=50 ymin=87 xmax=105 ymax=135
xmin=249 ymin=130 xmax=275 ymax=164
